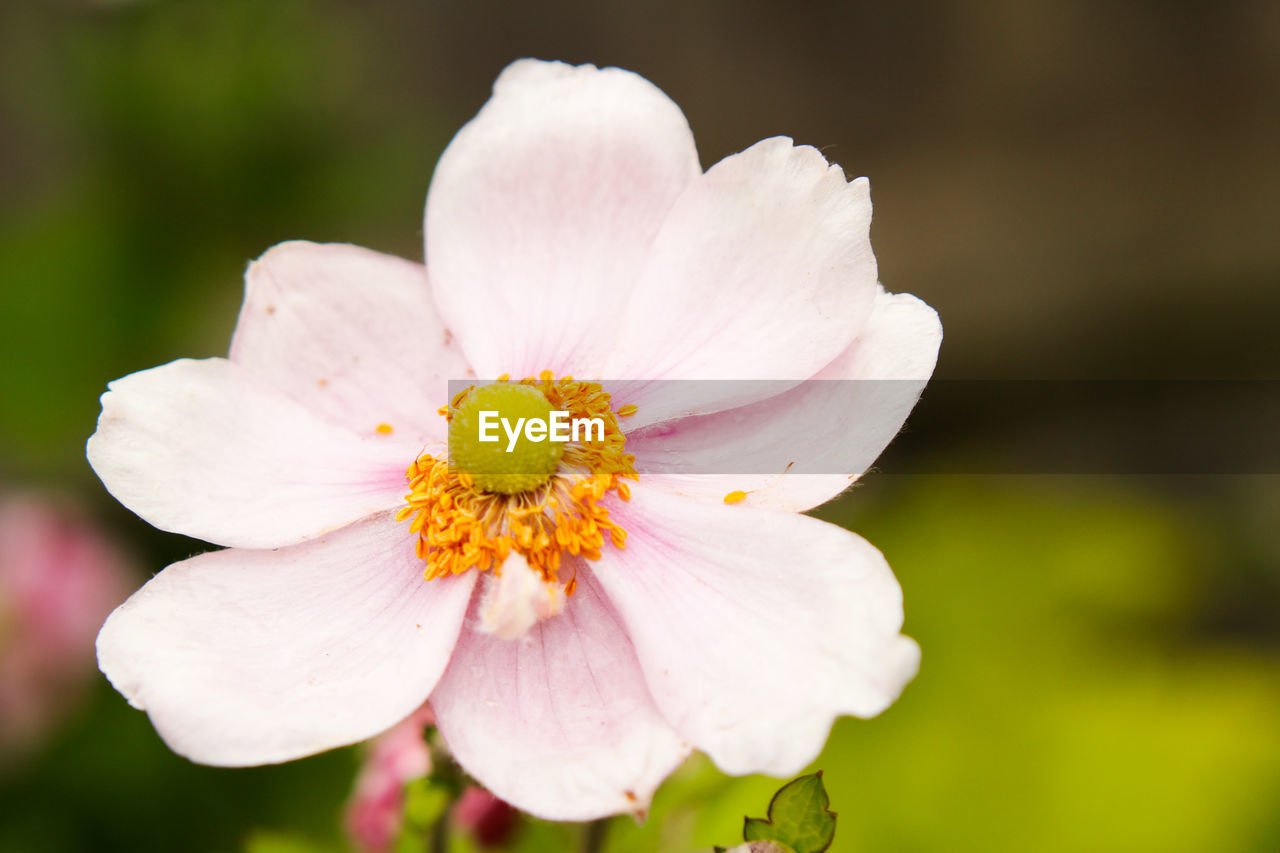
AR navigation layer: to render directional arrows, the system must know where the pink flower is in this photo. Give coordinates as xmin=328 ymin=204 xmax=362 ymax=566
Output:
xmin=88 ymin=60 xmax=941 ymax=820
xmin=345 ymin=704 xmax=434 ymax=852
xmin=0 ymin=493 xmax=131 ymax=751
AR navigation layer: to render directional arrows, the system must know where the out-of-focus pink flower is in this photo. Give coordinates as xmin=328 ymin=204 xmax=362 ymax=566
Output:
xmin=0 ymin=494 xmax=131 ymax=751
xmin=453 ymin=786 xmax=518 ymax=848
xmin=345 ymin=703 xmax=518 ymax=851
xmin=345 ymin=704 xmax=434 ymax=852
xmin=88 ymin=59 xmax=940 ymax=820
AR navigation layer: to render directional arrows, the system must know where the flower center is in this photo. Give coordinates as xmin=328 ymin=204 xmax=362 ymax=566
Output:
xmin=397 ymin=373 xmax=638 ymax=587
xmin=449 ymin=382 xmax=565 ymax=495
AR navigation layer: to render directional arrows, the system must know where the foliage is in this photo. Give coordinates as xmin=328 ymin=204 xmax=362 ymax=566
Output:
xmin=713 ymin=773 xmax=835 ymax=853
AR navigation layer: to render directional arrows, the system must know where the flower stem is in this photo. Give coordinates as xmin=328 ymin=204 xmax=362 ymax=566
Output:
xmin=581 ymin=817 xmax=610 ymax=853
xmin=429 ymin=813 xmax=449 ymax=853
xmin=418 ymin=727 xmax=464 ymax=853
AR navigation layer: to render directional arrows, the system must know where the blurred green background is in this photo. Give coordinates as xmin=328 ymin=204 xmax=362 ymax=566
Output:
xmin=1 ymin=1 xmax=1277 ymax=851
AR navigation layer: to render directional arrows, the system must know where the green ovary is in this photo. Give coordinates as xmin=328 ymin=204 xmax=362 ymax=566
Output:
xmin=448 ymin=383 xmax=564 ymax=495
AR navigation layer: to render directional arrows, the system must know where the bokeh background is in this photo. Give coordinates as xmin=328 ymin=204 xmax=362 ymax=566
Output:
xmin=2 ymin=1 xmax=1278 ymax=851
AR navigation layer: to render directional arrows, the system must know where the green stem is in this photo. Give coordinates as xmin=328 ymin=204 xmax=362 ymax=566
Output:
xmin=429 ymin=813 xmax=449 ymax=853
xmin=581 ymin=818 xmax=610 ymax=853
xmin=417 ymin=727 xmax=463 ymax=853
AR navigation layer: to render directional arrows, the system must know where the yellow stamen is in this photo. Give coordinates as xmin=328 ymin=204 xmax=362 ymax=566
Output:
xmin=723 ymin=490 xmax=747 ymax=505
xmin=398 ymin=375 xmax=637 ymax=584
xmin=375 ymin=423 xmax=394 ymax=435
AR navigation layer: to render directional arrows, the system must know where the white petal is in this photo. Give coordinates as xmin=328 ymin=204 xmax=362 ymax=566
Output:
xmin=97 ymin=513 xmax=475 ymax=766
xmin=425 ymin=59 xmax=700 ymax=378
xmin=631 ymin=288 xmax=942 ymax=511
xmin=230 ymin=241 xmax=469 ymax=446
xmin=431 ymin=567 xmax=689 ymax=820
xmin=477 ymin=551 xmax=565 ymax=640
xmin=603 ymin=138 xmax=880 ymax=426
xmin=87 ymin=358 xmax=418 ymax=549
xmin=594 ymin=484 xmax=919 ymax=776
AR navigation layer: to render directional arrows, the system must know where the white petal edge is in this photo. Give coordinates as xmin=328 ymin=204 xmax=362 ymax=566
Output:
xmin=603 ymin=137 xmax=880 ymax=427
xmin=426 ymin=59 xmax=701 ymax=378
xmin=594 ymin=484 xmax=920 ymax=776
xmin=230 ymin=241 xmax=471 ymax=446
xmin=87 ymin=358 xmax=419 ymax=549
xmin=630 ymin=288 xmax=942 ymax=511
xmin=431 ymin=566 xmax=690 ymax=820
xmin=97 ymin=512 xmax=476 ymax=766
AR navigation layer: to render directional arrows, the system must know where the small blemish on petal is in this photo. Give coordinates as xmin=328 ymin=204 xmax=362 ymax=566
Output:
xmin=317 ymin=378 xmax=329 ymax=388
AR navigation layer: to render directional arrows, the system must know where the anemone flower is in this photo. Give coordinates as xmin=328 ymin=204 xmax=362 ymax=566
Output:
xmin=88 ymin=59 xmax=941 ymax=820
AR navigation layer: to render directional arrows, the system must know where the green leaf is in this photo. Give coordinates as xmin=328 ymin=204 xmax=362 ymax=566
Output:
xmin=740 ymin=773 xmax=836 ymax=853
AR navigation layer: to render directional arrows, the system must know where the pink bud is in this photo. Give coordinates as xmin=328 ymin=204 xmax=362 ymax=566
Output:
xmin=453 ymin=786 xmax=518 ymax=848
xmin=344 ymin=704 xmax=434 ymax=852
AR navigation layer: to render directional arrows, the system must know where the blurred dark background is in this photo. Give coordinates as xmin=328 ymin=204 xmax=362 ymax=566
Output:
xmin=1 ymin=2 xmax=1277 ymax=852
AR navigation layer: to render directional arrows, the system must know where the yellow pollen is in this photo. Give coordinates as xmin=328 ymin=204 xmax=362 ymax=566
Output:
xmin=397 ymin=374 xmax=637 ymax=586
xmin=375 ymin=423 xmax=394 ymax=435
xmin=723 ymin=490 xmax=748 ymax=504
